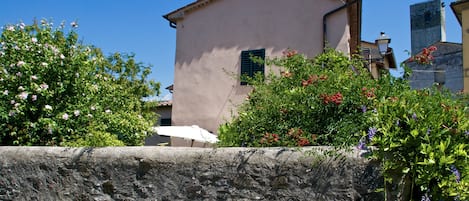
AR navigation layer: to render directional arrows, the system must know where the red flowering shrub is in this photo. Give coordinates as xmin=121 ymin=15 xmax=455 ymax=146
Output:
xmin=409 ymin=45 xmax=437 ymax=65
xmin=218 ymin=49 xmax=408 ymax=147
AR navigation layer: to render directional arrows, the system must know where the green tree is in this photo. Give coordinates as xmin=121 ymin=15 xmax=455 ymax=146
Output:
xmin=0 ymin=20 xmax=160 ymax=146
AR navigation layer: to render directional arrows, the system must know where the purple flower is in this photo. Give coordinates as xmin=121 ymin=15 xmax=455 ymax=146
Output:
xmin=421 ymin=193 xmax=431 ymax=201
xmin=361 ymin=105 xmax=367 ymax=113
xmin=450 ymin=165 xmax=461 ymax=183
xmin=426 ymin=129 xmax=431 ymax=135
xmin=465 ymin=130 xmax=469 ymax=136
xmin=368 ymin=127 xmax=377 ymax=140
xmin=412 ymin=113 xmax=417 ymax=121
xmin=357 ymin=139 xmax=367 ymax=150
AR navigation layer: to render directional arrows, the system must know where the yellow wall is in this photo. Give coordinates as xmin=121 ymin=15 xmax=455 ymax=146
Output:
xmin=463 ymin=9 xmax=469 ymax=93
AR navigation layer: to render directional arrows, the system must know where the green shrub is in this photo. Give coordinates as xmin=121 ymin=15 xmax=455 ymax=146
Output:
xmin=218 ymin=49 xmax=407 ymax=147
xmin=0 ymin=20 xmax=159 ymax=146
xmin=368 ymin=88 xmax=469 ymax=200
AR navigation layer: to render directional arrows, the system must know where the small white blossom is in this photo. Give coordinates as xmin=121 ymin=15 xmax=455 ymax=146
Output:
xmin=31 ymin=95 xmax=37 ymax=101
xmin=10 ymin=100 xmax=15 ymax=104
xmin=31 ymin=37 xmax=38 ymax=43
xmin=18 ymin=86 xmax=24 ymax=91
xmin=87 ymin=114 xmax=93 ymax=118
xmin=41 ymin=62 xmax=48 ymax=67
xmin=70 ymin=21 xmax=78 ymax=28
xmin=18 ymin=92 xmax=28 ymax=100
xmin=62 ymin=113 xmax=69 ymax=120
xmin=60 ymin=54 xmax=65 ymax=59
xmin=16 ymin=72 xmax=22 ymax=77
xmin=45 ymin=105 xmax=52 ymax=110
xmin=3 ymin=90 xmax=8 ymax=95
xmin=17 ymin=61 xmax=25 ymax=67
xmin=14 ymin=103 xmax=20 ymax=108
xmin=31 ymin=75 xmax=38 ymax=80
xmin=105 ymin=109 xmax=111 ymax=113
xmin=73 ymin=110 xmax=80 ymax=116
xmin=8 ymin=111 xmax=15 ymax=117
xmin=91 ymin=106 xmax=96 ymax=111
xmin=6 ymin=25 xmax=14 ymax=31
xmin=19 ymin=23 xmax=25 ymax=30
xmin=40 ymin=83 xmax=49 ymax=90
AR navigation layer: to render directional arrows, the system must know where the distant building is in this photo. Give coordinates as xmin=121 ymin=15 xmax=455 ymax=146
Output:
xmin=360 ymin=40 xmax=397 ymax=79
xmin=410 ymin=0 xmax=446 ymax=55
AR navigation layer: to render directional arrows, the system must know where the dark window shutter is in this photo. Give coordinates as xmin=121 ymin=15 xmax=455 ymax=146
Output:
xmin=240 ymin=49 xmax=265 ymax=85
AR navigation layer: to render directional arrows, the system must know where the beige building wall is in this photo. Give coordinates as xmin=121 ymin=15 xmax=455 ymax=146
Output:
xmin=452 ymin=0 xmax=469 ymax=93
xmin=169 ymin=0 xmax=356 ymax=133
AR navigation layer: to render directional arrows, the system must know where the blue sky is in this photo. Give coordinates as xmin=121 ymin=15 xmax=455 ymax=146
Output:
xmin=0 ymin=0 xmax=462 ymax=99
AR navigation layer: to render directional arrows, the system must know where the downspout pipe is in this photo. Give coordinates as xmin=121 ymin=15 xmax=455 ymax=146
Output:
xmin=323 ymin=0 xmax=358 ymax=52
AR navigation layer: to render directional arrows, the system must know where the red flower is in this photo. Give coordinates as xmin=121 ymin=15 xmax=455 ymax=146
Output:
xmin=297 ymin=138 xmax=310 ymax=146
xmin=282 ymin=49 xmax=298 ymax=58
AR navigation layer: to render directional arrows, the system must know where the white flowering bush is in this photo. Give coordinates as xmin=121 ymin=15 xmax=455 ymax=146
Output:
xmin=0 ymin=21 xmax=160 ymax=146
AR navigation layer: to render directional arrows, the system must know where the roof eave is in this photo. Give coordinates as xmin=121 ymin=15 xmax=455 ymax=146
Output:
xmin=163 ymin=0 xmax=217 ymax=25
xmin=451 ymin=0 xmax=469 ymax=25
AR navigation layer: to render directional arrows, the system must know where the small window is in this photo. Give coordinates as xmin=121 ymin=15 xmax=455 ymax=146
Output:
xmin=160 ymin=118 xmax=171 ymax=126
xmin=240 ymin=49 xmax=265 ymax=85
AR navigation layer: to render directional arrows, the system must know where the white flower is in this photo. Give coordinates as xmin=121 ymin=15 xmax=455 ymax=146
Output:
xmin=31 ymin=95 xmax=37 ymax=101
xmin=31 ymin=75 xmax=38 ymax=80
xmin=105 ymin=109 xmax=111 ymax=113
xmin=8 ymin=111 xmax=15 ymax=117
xmin=18 ymin=92 xmax=28 ymax=100
xmin=40 ymin=83 xmax=49 ymax=90
xmin=60 ymin=54 xmax=65 ymax=59
xmin=31 ymin=37 xmax=37 ymax=43
xmin=6 ymin=25 xmax=14 ymax=31
xmin=10 ymin=100 xmax=15 ymax=104
xmin=14 ymin=103 xmax=20 ymax=108
xmin=3 ymin=90 xmax=8 ymax=95
xmin=73 ymin=110 xmax=80 ymax=116
xmin=17 ymin=61 xmax=25 ymax=67
xmin=41 ymin=62 xmax=48 ymax=67
xmin=45 ymin=105 xmax=52 ymax=110
xmin=18 ymin=86 xmax=24 ymax=91
xmin=70 ymin=21 xmax=78 ymax=28
xmin=91 ymin=106 xmax=96 ymax=111
xmin=87 ymin=114 xmax=93 ymax=118
xmin=62 ymin=113 xmax=69 ymax=120
xmin=19 ymin=23 xmax=25 ymax=30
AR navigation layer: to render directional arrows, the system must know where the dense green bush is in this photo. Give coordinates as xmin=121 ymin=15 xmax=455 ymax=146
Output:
xmin=218 ymin=49 xmax=407 ymax=147
xmin=368 ymin=89 xmax=468 ymax=200
xmin=0 ymin=21 xmax=159 ymax=146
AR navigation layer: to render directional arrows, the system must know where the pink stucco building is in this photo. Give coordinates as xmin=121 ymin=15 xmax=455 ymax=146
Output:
xmin=164 ymin=0 xmax=362 ymax=134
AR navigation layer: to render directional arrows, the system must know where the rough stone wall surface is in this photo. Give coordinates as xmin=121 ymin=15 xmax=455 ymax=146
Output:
xmin=0 ymin=147 xmax=383 ymax=201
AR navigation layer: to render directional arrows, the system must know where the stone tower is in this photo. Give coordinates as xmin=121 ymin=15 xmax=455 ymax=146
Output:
xmin=410 ymin=0 xmax=446 ymax=55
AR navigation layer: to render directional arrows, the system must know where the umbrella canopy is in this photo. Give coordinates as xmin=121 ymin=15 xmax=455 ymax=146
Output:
xmin=152 ymin=125 xmax=219 ymax=144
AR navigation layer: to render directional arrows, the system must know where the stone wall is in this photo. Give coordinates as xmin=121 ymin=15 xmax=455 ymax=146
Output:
xmin=0 ymin=147 xmax=383 ymax=201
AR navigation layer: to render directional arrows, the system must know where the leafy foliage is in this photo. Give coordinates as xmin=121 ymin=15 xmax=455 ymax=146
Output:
xmin=0 ymin=21 xmax=159 ymax=146
xmin=218 ymin=49 xmax=406 ymax=147
xmin=368 ymin=88 xmax=469 ymax=200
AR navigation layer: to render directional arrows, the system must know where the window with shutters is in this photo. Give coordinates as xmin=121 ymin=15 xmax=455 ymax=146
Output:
xmin=240 ymin=49 xmax=265 ymax=85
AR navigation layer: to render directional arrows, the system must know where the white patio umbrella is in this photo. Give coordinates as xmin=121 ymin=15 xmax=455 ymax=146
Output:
xmin=152 ymin=125 xmax=219 ymax=144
